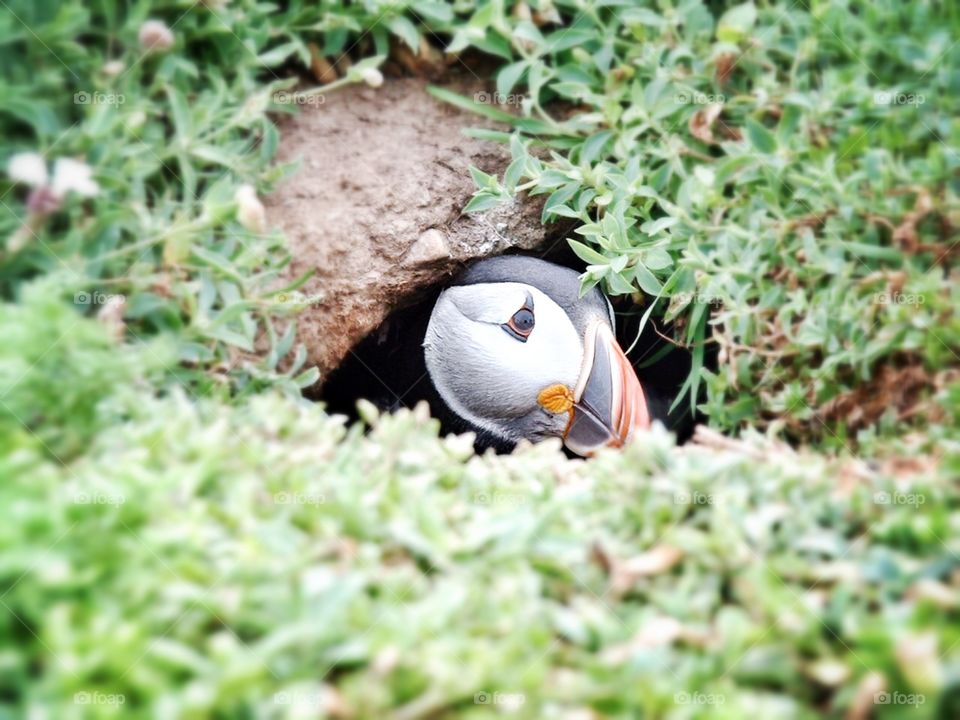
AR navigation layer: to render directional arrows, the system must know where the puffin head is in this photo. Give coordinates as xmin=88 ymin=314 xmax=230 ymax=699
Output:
xmin=423 ymin=256 xmax=650 ymax=456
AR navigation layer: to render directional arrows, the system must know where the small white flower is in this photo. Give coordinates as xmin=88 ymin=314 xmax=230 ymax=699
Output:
xmin=8 ymin=152 xmax=48 ymax=187
xmin=102 ymin=59 xmax=125 ymax=76
xmin=234 ymin=184 xmax=267 ymax=234
xmin=139 ymin=19 xmax=175 ymax=52
xmin=52 ymin=158 xmax=100 ymax=198
xmin=7 ymin=154 xmax=99 ymax=202
xmin=360 ymin=67 xmax=384 ymax=88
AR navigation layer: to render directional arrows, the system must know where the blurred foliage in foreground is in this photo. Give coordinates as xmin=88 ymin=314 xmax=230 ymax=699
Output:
xmin=2 ymin=295 xmax=959 ymax=718
xmin=0 ymin=0 xmax=958 ymax=718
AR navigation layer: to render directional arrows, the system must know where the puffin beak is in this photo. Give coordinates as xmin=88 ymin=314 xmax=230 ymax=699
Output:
xmin=563 ymin=322 xmax=650 ymax=457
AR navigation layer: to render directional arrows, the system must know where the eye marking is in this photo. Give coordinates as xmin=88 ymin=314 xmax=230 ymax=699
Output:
xmin=502 ymin=297 xmax=535 ymax=342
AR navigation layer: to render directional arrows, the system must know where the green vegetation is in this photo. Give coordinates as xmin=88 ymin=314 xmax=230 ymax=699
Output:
xmin=0 ymin=1 xmax=957 ymax=718
xmin=448 ymin=0 xmax=959 ymax=441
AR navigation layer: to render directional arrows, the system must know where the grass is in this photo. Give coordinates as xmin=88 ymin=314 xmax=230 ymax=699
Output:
xmin=445 ymin=0 xmax=960 ymax=442
xmin=0 ymin=1 xmax=958 ymax=718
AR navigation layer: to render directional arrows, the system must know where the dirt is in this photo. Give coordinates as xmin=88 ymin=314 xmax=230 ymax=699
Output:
xmin=817 ymin=358 xmax=952 ymax=431
xmin=264 ymin=76 xmax=552 ymax=384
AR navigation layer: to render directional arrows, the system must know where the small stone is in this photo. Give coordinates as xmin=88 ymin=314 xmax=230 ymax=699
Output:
xmin=235 ymin=184 xmax=267 ymax=234
xmin=360 ymin=67 xmax=383 ymax=88
xmin=403 ymin=228 xmax=449 ymax=266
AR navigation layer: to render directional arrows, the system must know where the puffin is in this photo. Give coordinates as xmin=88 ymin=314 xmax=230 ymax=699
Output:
xmin=321 ymin=255 xmax=693 ymax=456
xmin=422 ymin=255 xmax=652 ymax=456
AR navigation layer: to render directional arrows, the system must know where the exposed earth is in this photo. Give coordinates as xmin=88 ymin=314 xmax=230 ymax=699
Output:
xmin=264 ymin=76 xmax=552 ymax=382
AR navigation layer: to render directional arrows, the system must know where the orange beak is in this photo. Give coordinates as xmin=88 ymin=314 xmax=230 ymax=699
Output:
xmin=563 ymin=322 xmax=651 ymax=457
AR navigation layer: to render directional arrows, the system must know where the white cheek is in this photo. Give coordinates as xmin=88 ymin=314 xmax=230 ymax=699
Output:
xmin=424 ymin=287 xmax=584 ymax=431
xmin=462 ymin=323 xmax=581 ymax=408
xmin=497 ymin=304 xmax=582 ymax=398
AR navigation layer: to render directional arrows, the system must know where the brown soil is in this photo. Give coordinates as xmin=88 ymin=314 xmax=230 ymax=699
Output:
xmin=264 ymin=76 xmax=551 ymax=384
xmin=818 ymin=359 xmax=953 ymax=431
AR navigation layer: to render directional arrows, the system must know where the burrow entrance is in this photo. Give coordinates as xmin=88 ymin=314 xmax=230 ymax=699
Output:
xmin=319 ymin=241 xmax=698 ymax=445
xmin=265 ymin=73 xmax=700 ymax=446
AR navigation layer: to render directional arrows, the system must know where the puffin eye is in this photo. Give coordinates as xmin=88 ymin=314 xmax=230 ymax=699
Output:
xmin=502 ymin=306 xmax=535 ymax=342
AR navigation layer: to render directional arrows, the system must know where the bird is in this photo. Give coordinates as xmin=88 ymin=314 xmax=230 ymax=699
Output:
xmin=321 ymin=255 xmax=693 ymax=456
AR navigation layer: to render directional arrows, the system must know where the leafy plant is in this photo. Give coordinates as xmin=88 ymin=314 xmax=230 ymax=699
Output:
xmin=442 ymin=0 xmax=959 ymax=441
xmin=0 ymin=1 xmax=958 ymax=718
xmin=3 ymin=386 xmax=958 ymax=718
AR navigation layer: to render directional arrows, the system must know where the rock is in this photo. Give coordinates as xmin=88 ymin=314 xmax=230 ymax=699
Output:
xmin=403 ymin=228 xmax=449 ymax=266
xmin=264 ymin=76 xmax=550 ymax=384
